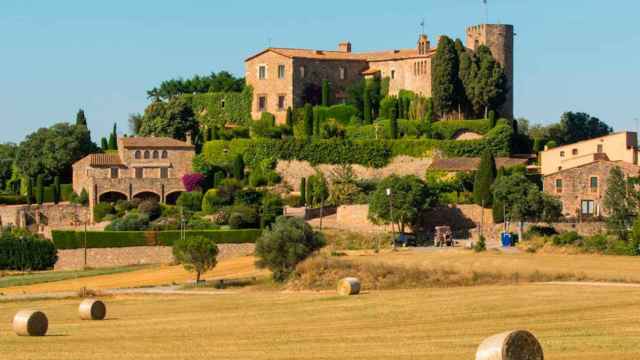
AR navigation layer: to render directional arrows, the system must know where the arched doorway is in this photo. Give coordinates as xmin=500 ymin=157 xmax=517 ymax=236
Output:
xmin=98 ymin=191 xmax=128 ymax=204
xmin=133 ymin=191 xmax=161 ymax=203
xmin=165 ymin=191 xmax=183 ymax=205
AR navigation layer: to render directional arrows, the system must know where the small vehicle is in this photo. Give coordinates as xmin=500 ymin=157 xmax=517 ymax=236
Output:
xmin=434 ymin=226 xmax=454 ymax=247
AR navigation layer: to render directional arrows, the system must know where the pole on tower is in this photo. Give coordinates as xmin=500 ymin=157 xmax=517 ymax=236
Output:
xmin=483 ymin=0 xmax=489 ymax=24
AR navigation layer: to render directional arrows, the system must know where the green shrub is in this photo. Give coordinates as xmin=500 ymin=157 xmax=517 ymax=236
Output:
xmin=552 ymin=231 xmax=582 ymax=246
xmin=255 ymin=216 xmax=325 ymax=282
xmin=235 ymin=189 xmax=263 ymax=206
xmin=431 ymin=118 xmax=498 ymax=139
xmin=176 ymin=191 xmax=203 ymax=212
xmin=106 ymin=213 xmax=150 ymax=231
xmin=0 ymin=230 xmax=58 ymax=270
xmin=474 ymin=236 xmax=487 ymax=252
xmin=60 ymin=184 xmax=73 ymax=201
xmin=52 ymin=229 xmax=262 ymax=249
xmin=525 ymin=225 xmax=558 ymax=239
xmin=226 ymin=204 xmax=258 ymax=229
xmin=93 ymin=203 xmax=115 ymax=223
xmin=138 ymin=200 xmax=161 ymax=221
xmin=202 ymin=189 xmax=226 ymax=213
xmin=0 ymin=194 xmax=27 ymax=205
xmin=173 ymin=235 xmax=219 ymax=282
xmin=326 ymin=104 xmax=358 ymax=124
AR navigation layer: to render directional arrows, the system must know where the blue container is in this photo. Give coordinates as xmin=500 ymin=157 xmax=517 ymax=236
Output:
xmin=501 ymin=232 xmax=512 ymax=247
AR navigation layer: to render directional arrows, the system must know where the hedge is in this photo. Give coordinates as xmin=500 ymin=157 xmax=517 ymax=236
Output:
xmin=431 ymin=118 xmax=509 ymax=139
xmin=0 ymin=233 xmax=58 ymax=270
xmin=202 ymin=124 xmax=513 ymax=169
xmin=51 ymin=229 xmax=262 ymax=249
xmin=0 ymin=194 xmax=27 ymax=205
xmin=187 ymin=86 xmax=253 ymax=127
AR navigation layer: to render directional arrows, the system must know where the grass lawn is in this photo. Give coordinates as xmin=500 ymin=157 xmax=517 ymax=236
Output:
xmin=1 ymin=284 xmax=640 ymax=359
xmin=0 ymin=266 xmax=150 ymax=289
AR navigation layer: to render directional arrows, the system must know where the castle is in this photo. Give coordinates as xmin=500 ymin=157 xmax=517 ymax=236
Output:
xmin=245 ymin=24 xmax=514 ymax=124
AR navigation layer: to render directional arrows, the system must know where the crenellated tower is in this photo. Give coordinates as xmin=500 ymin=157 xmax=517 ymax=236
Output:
xmin=466 ymin=24 xmax=514 ymax=118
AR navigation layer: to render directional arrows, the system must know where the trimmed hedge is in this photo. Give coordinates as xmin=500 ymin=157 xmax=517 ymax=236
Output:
xmin=0 ymin=194 xmax=27 ymax=205
xmin=202 ymin=124 xmax=513 ymax=169
xmin=187 ymin=87 xmax=253 ymax=127
xmin=0 ymin=233 xmax=58 ymax=270
xmin=52 ymin=229 xmax=262 ymax=249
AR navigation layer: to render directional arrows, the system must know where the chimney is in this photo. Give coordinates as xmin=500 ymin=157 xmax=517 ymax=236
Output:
xmin=338 ymin=41 xmax=352 ymax=53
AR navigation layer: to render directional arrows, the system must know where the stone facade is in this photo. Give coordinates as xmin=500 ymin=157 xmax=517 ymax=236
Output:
xmin=0 ymin=203 xmax=90 ymax=229
xmin=72 ymin=137 xmax=195 ymax=214
xmin=543 ymin=160 xmax=640 ymax=218
xmin=245 ymin=24 xmax=514 ymax=124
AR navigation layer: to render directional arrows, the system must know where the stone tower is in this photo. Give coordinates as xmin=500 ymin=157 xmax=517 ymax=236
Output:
xmin=466 ymin=24 xmax=514 ymax=118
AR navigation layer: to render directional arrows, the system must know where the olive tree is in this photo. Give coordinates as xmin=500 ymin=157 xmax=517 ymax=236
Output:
xmin=172 ymin=236 xmax=219 ymax=283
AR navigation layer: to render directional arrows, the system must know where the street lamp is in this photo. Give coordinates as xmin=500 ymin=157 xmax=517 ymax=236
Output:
xmin=386 ymin=188 xmax=396 ymax=251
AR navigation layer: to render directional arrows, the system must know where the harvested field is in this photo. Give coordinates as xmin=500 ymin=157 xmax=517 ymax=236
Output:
xmin=1 ymin=284 xmax=640 ymax=359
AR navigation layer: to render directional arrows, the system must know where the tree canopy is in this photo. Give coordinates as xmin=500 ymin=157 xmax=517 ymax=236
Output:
xmin=603 ymin=166 xmax=637 ymax=240
xmin=138 ymin=97 xmax=199 ymax=141
xmin=528 ymin=112 xmax=612 ymax=146
xmin=0 ymin=143 xmax=17 ymax=190
xmin=147 ymin=71 xmax=245 ymax=101
xmin=15 ymin=123 xmax=97 ymax=182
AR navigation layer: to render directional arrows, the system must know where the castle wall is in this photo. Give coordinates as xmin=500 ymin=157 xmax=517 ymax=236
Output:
xmin=372 ymin=57 xmax=432 ymax=97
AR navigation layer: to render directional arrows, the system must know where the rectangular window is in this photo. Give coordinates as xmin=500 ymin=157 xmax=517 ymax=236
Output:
xmin=299 ymin=66 xmax=305 ymax=78
xmin=581 ymin=200 xmax=595 ymax=215
xmin=135 ymin=168 xmax=143 ymax=179
xmin=160 ymin=168 xmax=168 ymax=179
xmin=572 ymin=148 xmax=578 ymax=155
xmin=258 ymin=65 xmax=267 ymax=80
xmin=278 ymin=65 xmax=285 ymax=79
xmin=555 ymin=179 xmax=563 ymax=193
xmin=590 ymin=176 xmax=598 ymax=192
xmin=110 ymin=168 xmax=119 ymax=179
xmin=391 ymin=70 xmax=396 ymax=79
xmin=597 ymin=144 xmax=603 ymax=153
xmin=339 ymin=67 xmax=345 ymax=80
xmin=278 ymin=95 xmax=286 ymax=111
xmin=258 ymin=96 xmax=267 ymax=112
xmin=560 ymin=151 xmax=565 ymax=157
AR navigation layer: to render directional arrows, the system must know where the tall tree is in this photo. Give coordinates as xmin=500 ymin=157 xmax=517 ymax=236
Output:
xmin=128 ymin=113 xmax=143 ymax=135
xmin=108 ymin=123 xmax=118 ymax=150
xmin=138 ymin=97 xmax=199 ymax=141
xmin=321 ymin=80 xmax=330 ymax=107
xmin=557 ymin=112 xmax=613 ymax=144
xmin=603 ymin=167 xmax=637 ymax=240
xmin=303 ymin=104 xmax=314 ymax=139
xmin=26 ymin=177 xmax=33 ymax=205
xmin=472 ymin=46 xmax=508 ymax=118
xmin=75 ymin=109 xmax=87 ymax=126
xmin=0 ymin=143 xmax=16 ymax=191
xmin=285 ymin=107 xmax=294 ymax=127
xmin=232 ymin=154 xmax=245 ymax=181
xmin=431 ymin=36 xmax=459 ymax=118
xmin=390 ymin=106 xmax=399 ymax=139
xmin=35 ymin=174 xmax=44 ymax=204
xmin=299 ymin=177 xmax=306 ymax=207
xmin=473 ymin=151 xmax=497 ymax=207
xmin=100 ymin=137 xmax=109 ymax=151
xmin=53 ymin=176 xmax=61 ymax=204
xmin=147 ymin=70 xmax=244 ymax=100
xmin=363 ymin=82 xmax=372 ymax=124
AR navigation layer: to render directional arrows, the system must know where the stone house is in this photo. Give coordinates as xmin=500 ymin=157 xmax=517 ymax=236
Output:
xmin=245 ymin=23 xmax=514 ymax=124
xmin=540 ymin=132 xmax=640 ymax=218
xmin=72 ymin=137 xmax=195 ymax=211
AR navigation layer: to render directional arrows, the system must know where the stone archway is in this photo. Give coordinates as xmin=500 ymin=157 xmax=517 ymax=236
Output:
xmin=165 ymin=191 xmax=183 ymax=205
xmin=98 ymin=191 xmax=128 ymax=204
xmin=133 ymin=191 xmax=161 ymax=203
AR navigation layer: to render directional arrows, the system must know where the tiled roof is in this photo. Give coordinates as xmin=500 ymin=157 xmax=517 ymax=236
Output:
xmin=88 ymin=153 xmax=124 ymax=167
xmin=429 ymin=157 xmax=529 ymax=172
xmin=361 ymin=68 xmax=381 ymax=76
xmin=245 ymin=47 xmax=435 ymax=62
xmin=120 ymin=137 xmax=194 ymax=149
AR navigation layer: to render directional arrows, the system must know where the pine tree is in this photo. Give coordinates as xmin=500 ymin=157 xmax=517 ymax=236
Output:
xmin=473 ymin=151 xmax=497 ymax=207
xmin=108 ymin=123 xmax=118 ymax=150
xmin=299 ymin=178 xmax=306 ymax=207
xmin=304 ymin=104 xmax=313 ymax=138
xmin=232 ymin=154 xmax=245 ymax=180
xmin=36 ymin=175 xmax=44 ymax=204
xmin=431 ymin=36 xmax=459 ymax=118
xmin=363 ymin=84 xmax=372 ymax=124
xmin=53 ymin=176 xmax=61 ymax=204
xmin=76 ymin=109 xmax=87 ymax=126
xmin=101 ymin=137 xmax=109 ymax=150
xmin=286 ymin=107 xmax=294 ymax=127
xmin=321 ymin=80 xmax=330 ymax=107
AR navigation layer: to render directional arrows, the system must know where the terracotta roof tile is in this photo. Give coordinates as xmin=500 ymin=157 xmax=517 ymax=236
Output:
xmin=429 ymin=157 xmax=529 ymax=172
xmin=246 ymin=47 xmax=435 ymax=62
xmin=120 ymin=137 xmax=194 ymax=149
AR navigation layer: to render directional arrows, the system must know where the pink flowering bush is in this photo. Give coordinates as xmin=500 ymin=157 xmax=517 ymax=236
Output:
xmin=182 ymin=173 xmax=205 ymax=192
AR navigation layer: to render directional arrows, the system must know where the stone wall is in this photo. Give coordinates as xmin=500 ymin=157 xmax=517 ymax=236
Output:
xmin=277 ymin=156 xmax=433 ymax=192
xmin=54 ymin=243 xmax=255 ymax=270
xmin=0 ymin=203 xmax=90 ymax=229
xmin=336 ymin=205 xmax=389 ymax=234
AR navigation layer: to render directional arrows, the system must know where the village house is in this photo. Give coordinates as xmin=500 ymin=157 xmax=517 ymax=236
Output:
xmin=245 ymin=24 xmax=514 ymax=123
xmin=540 ymin=132 xmax=640 ymax=218
xmin=72 ymin=136 xmax=195 ymax=210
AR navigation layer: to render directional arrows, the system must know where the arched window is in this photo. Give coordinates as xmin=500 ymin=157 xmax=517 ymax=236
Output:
xmin=161 ymin=150 xmax=168 ymax=159
xmin=134 ymin=151 xmax=141 ymax=159
xmin=152 ymin=150 xmax=159 ymax=159
xmin=144 ymin=150 xmax=150 ymax=159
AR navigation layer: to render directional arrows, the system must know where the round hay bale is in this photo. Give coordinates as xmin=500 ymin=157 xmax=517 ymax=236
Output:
xmin=79 ymin=299 xmax=107 ymax=320
xmin=475 ymin=330 xmax=543 ymax=360
xmin=337 ymin=277 xmax=361 ymax=296
xmin=12 ymin=310 xmax=48 ymax=336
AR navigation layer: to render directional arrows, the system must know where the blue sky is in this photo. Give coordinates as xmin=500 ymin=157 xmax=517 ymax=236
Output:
xmin=1 ymin=0 xmax=639 ymax=143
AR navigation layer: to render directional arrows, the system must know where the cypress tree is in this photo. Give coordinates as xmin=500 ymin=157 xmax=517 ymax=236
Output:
xmin=36 ymin=175 xmax=44 ymax=204
xmin=232 ymin=154 xmax=245 ymax=180
xmin=286 ymin=107 xmax=294 ymax=127
xmin=212 ymin=126 xmax=220 ymax=140
xmin=363 ymin=84 xmax=372 ymax=124
xmin=488 ymin=110 xmax=497 ymax=127
xmin=492 ymin=167 xmax=505 ymax=223
xmin=473 ymin=151 xmax=497 ymax=207
xmin=304 ymin=104 xmax=313 ymax=138
xmin=431 ymin=36 xmax=459 ymax=118
xmin=76 ymin=109 xmax=87 ymax=126
xmin=26 ymin=177 xmax=33 ymax=205
xmin=299 ymin=178 xmax=306 ymax=207
xmin=53 ymin=176 xmax=61 ymax=204
xmin=321 ymin=80 xmax=330 ymax=107
xmin=306 ymin=179 xmax=314 ymax=207
xmin=108 ymin=123 xmax=118 ymax=150
xmin=101 ymin=137 xmax=109 ymax=151
xmin=390 ymin=106 xmax=399 ymax=139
